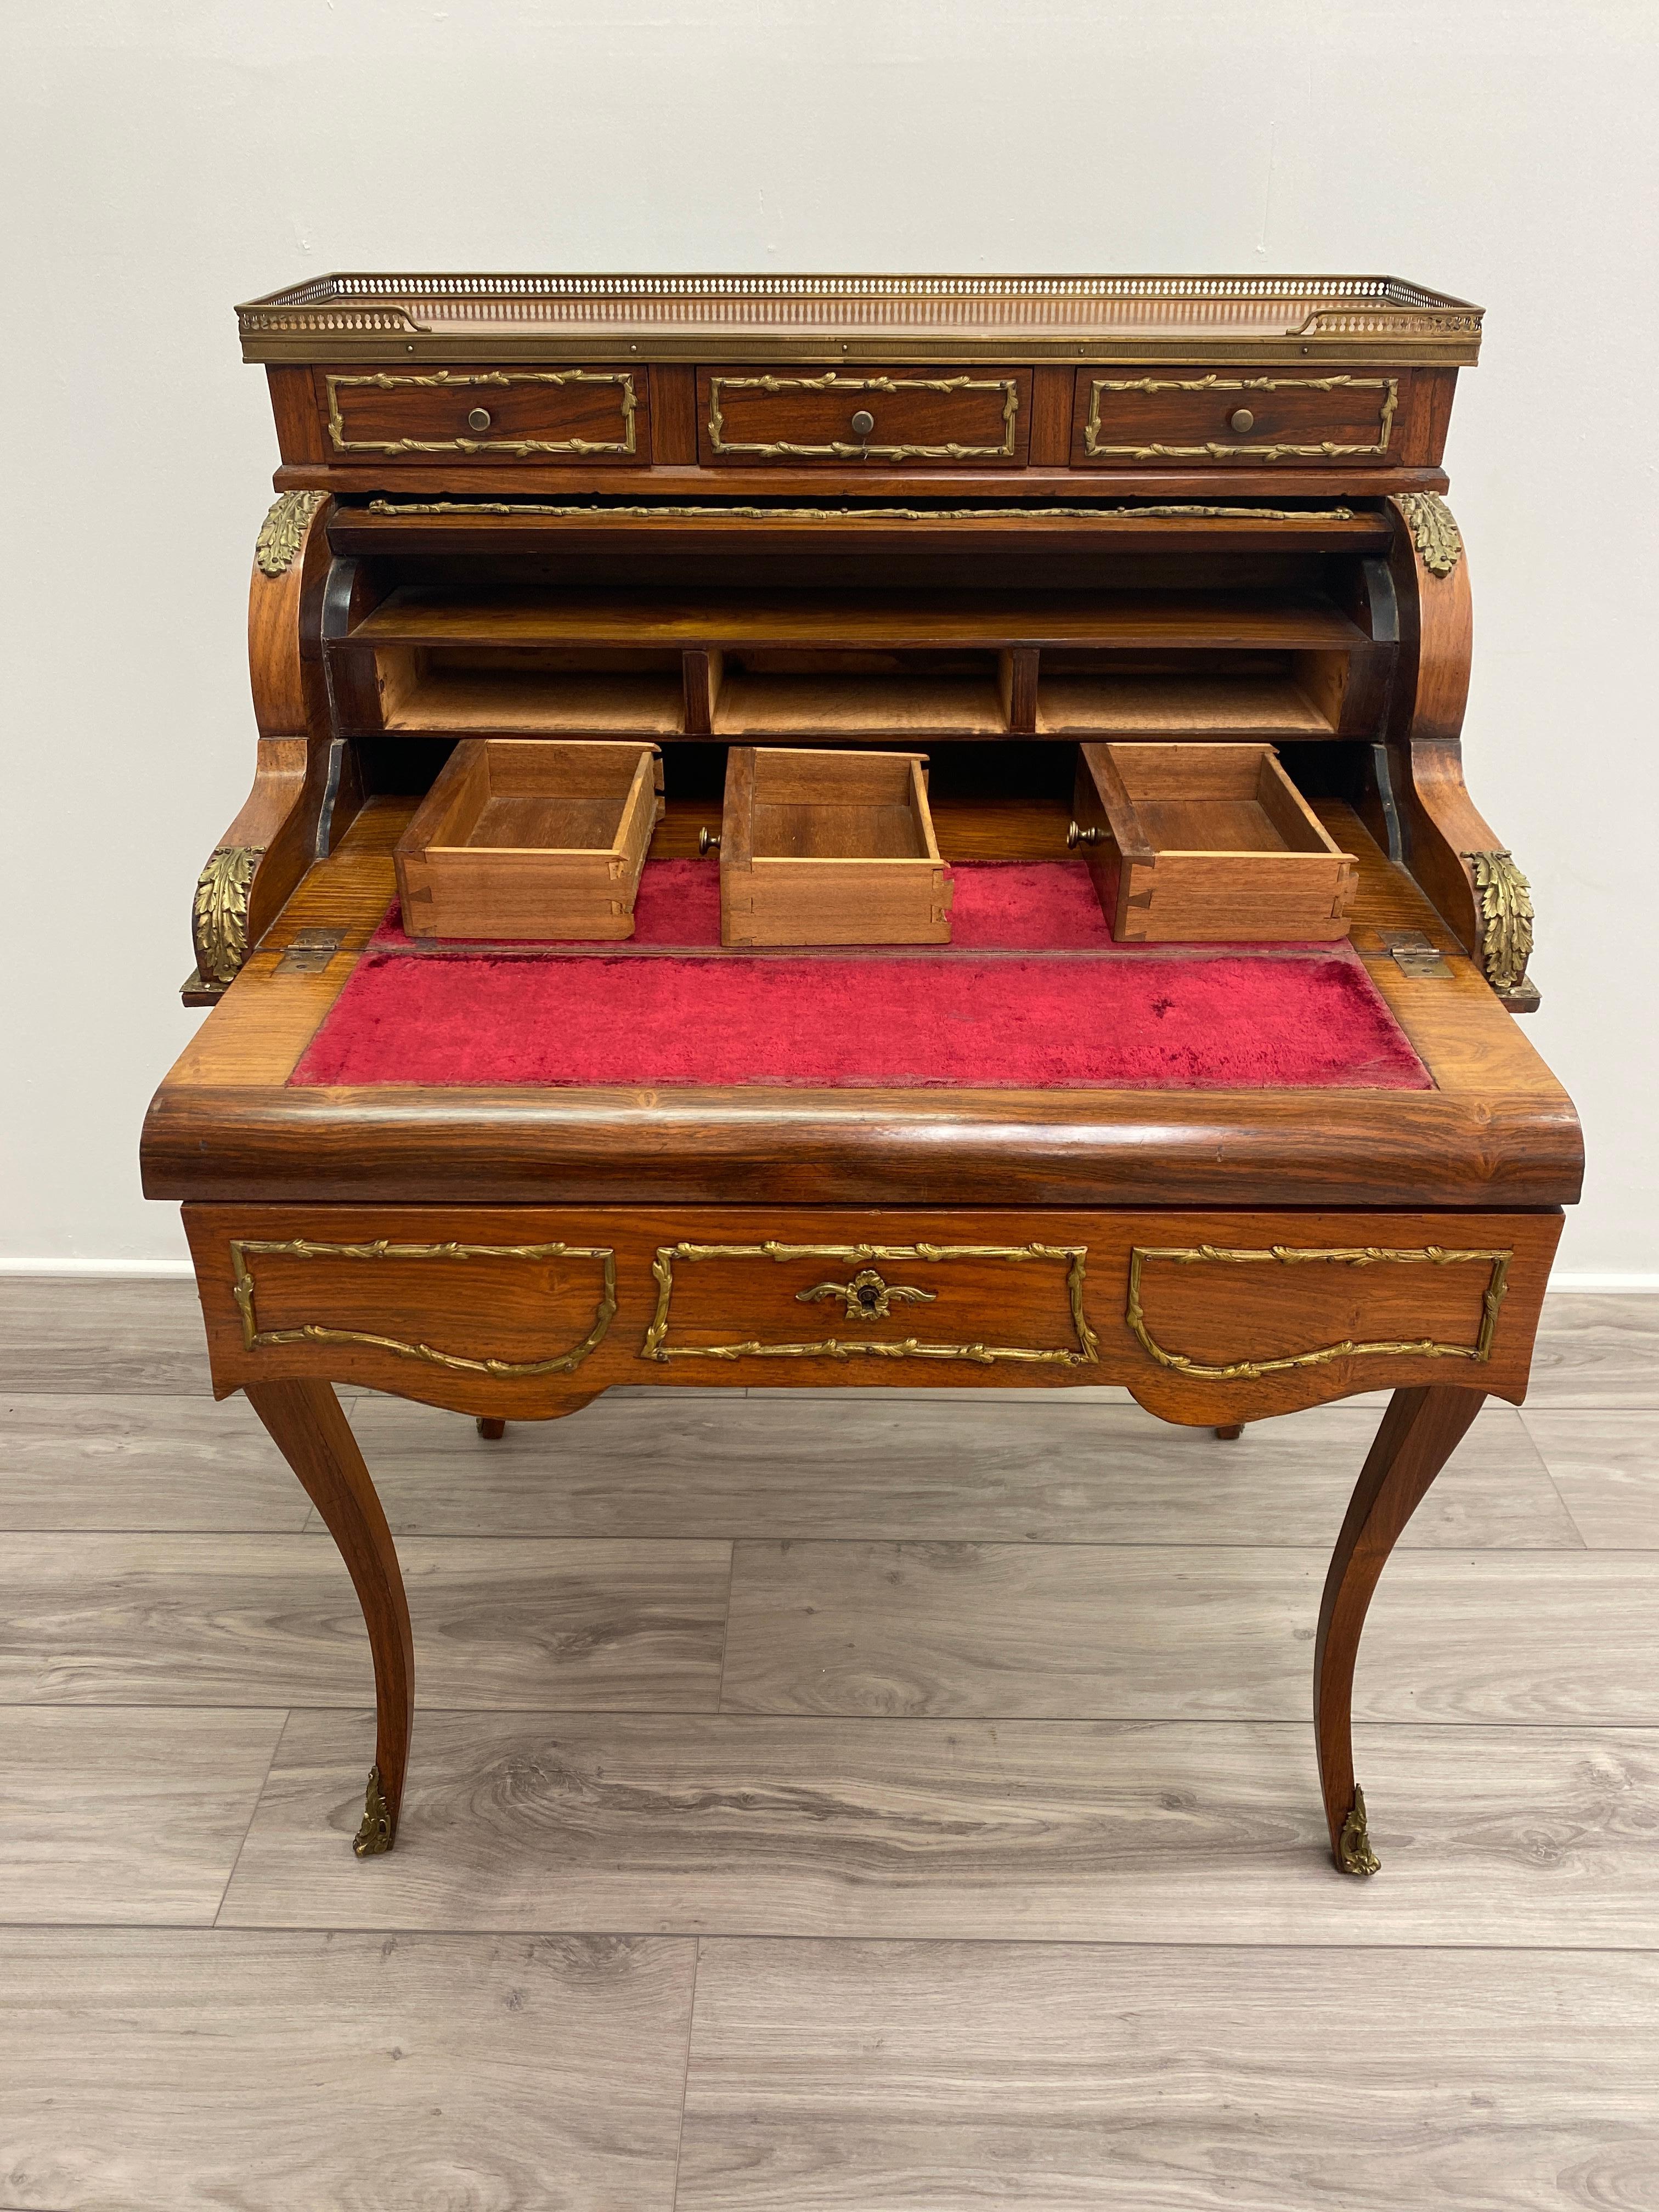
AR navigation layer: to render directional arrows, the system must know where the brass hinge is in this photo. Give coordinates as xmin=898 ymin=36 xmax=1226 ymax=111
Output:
xmin=1377 ymin=929 xmax=1452 ymax=980
xmin=275 ymin=928 xmax=346 ymax=974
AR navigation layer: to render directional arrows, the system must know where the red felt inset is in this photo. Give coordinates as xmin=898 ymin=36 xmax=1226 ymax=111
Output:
xmin=291 ymin=943 xmax=1431 ymax=1092
xmin=370 ymin=860 xmax=1116 ymax=952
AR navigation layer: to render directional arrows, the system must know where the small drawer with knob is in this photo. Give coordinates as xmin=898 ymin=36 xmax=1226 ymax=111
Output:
xmin=320 ymin=365 xmax=646 ymax=464
xmin=699 ymin=366 xmax=1031 ymax=466
xmin=1071 ymin=369 xmax=1404 ymax=467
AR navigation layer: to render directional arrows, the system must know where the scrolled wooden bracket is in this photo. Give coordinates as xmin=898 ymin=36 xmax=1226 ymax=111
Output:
xmin=182 ymin=490 xmax=335 ymax=1008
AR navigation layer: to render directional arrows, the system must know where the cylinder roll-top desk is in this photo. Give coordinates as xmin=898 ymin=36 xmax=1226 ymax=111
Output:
xmin=142 ymin=272 xmax=1581 ymax=1874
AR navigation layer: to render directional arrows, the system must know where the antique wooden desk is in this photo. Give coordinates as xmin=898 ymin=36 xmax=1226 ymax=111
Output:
xmin=142 ymin=273 xmax=1581 ymax=1875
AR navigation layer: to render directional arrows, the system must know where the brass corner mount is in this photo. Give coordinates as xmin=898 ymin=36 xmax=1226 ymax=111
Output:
xmin=1338 ymin=1785 xmax=1381 ymax=1877
xmin=1395 ymin=490 xmax=1463 ymax=577
xmin=1461 ymin=849 xmax=1534 ymax=998
xmin=353 ymin=1764 xmax=394 ymax=1857
xmin=191 ymin=845 xmax=264 ymax=987
xmin=255 ymin=489 xmax=327 ymax=577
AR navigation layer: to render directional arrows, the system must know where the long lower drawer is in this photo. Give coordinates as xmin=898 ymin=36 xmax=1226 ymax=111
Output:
xmin=183 ymin=1204 xmax=1561 ymax=1426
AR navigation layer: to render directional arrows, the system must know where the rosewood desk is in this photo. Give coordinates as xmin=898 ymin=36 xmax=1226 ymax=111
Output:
xmin=143 ymin=273 xmax=1582 ymax=1876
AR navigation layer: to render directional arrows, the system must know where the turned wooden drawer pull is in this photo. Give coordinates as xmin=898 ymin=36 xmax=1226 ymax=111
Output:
xmin=1228 ymin=407 xmax=1255 ymax=434
xmin=467 ymin=406 xmax=493 ymax=432
xmin=849 ymin=408 xmax=876 ymax=438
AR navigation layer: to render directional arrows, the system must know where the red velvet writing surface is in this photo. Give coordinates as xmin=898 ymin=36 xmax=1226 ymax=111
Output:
xmin=291 ymin=941 xmax=1430 ymax=1093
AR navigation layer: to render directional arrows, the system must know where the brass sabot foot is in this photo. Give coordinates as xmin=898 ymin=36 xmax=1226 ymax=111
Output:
xmin=353 ymin=1763 xmax=394 ymax=1857
xmin=1337 ymin=1785 xmax=1380 ymax=1877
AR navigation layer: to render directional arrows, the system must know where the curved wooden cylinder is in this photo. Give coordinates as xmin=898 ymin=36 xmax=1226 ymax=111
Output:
xmin=1386 ymin=495 xmax=1537 ymax=1011
xmin=187 ymin=492 xmax=337 ymax=998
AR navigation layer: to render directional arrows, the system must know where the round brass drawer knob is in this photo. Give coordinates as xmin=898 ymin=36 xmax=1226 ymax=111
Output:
xmin=1228 ymin=407 xmax=1256 ymax=435
xmin=467 ymin=407 xmax=493 ymax=432
xmin=698 ymin=827 xmax=721 ymax=856
xmin=1066 ymin=820 xmax=1101 ymax=849
xmin=849 ymin=409 xmax=876 ymax=438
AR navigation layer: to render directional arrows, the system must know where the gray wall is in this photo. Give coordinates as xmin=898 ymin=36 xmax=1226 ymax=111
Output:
xmin=2 ymin=0 xmax=1652 ymax=1277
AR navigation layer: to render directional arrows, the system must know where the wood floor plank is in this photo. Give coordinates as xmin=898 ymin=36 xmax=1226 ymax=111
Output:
xmin=0 ymin=1927 xmax=694 ymax=2211
xmin=721 ymin=1541 xmax=1659 ymax=1722
xmin=0 ymin=1707 xmax=286 ymax=1925
xmin=674 ymin=1939 xmax=1659 ymax=2211
xmin=1524 ymin=1410 xmax=1659 ymax=1549
xmin=744 ymin=1383 xmax=1136 ymax=1402
xmin=0 ymin=1278 xmax=213 ymax=1394
xmin=0 ymin=1533 xmax=730 ymax=1710
xmin=341 ymin=1394 xmax=1576 ymax=1548
xmin=0 ymin=1393 xmax=315 ymax=1532
xmin=1525 ymin=1293 xmax=1659 ymax=1409
xmin=218 ymin=1709 xmax=1659 ymax=1948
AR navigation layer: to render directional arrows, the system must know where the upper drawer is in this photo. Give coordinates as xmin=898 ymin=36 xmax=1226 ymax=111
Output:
xmin=1073 ymin=370 xmax=1401 ymax=467
xmin=320 ymin=366 xmax=645 ymax=463
xmin=699 ymin=366 xmax=1031 ymax=466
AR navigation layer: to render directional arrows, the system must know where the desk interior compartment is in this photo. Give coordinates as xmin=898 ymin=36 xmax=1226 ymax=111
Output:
xmin=393 ymin=737 xmax=664 ymax=941
xmin=1073 ymin=741 xmax=1358 ymax=943
xmin=708 ymin=646 xmax=1009 ymax=740
xmin=364 ymin=645 xmax=684 ymax=736
xmin=718 ymin=745 xmax=952 ymax=946
xmin=1036 ymin=648 xmax=1350 ymax=740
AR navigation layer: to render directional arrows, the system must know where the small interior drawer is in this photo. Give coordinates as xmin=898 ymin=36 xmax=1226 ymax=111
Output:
xmin=323 ymin=367 xmax=644 ymax=461
xmin=1072 ymin=742 xmax=1358 ymax=943
xmin=1073 ymin=371 xmax=1400 ymax=466
xmin=716 ymin=745 xmax=953 ymax=946
xmin=393 ymin=738 xmax=664 ymax=941
xmin=700 ymin=368 xmax=1030 ymax=465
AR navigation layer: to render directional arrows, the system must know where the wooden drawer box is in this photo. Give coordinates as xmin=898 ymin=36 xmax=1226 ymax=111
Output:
xmin=700 ymin=367 xmax=1030 ymax=465
xmin=1073 ymin=370 xmax=1399 ymax=466
xmin=394 ymin=738 xmax=663 ymax=941
xmin=717 ymin=746 xmax=952 ymax=946
xmin=322 ymin=366 xmax=643 ymax=461
xmin=1073 ymin=742 xmax=1358 ymax=943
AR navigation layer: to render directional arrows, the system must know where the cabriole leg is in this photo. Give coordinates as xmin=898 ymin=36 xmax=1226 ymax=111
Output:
xmin=245 ymin=1379 xmax=414 ymax=1856
xmin=1314 ymin=1384 xmax=1483 ymax=1876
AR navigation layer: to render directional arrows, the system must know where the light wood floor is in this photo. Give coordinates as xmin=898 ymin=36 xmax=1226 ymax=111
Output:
xmin=2 ymin=1279 xmax=1657 ymax=2210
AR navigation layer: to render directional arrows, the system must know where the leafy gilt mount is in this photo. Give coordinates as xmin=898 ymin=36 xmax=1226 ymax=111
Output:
xmin=1462 ymin=849 xmax=1534 ymax=997
xmin=795 ymin=1268 xmax=938 ymax=1323
xmin=1395 ymin=491 xmax=1463 ymax=577
xmin=1338 ymin=1786 xmax=1381 ymax=1876
xmin=255 ymin=490 xmax=327 ymax=577
xmin=353 ymin=1764 xmax=393 ymax=1857
xmin=191 ymin=845 xmax=264 ymax=986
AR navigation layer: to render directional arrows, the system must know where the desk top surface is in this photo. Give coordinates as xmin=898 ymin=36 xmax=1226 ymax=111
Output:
xmin=143 ymin=797 xmax=1580 ymax=1216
